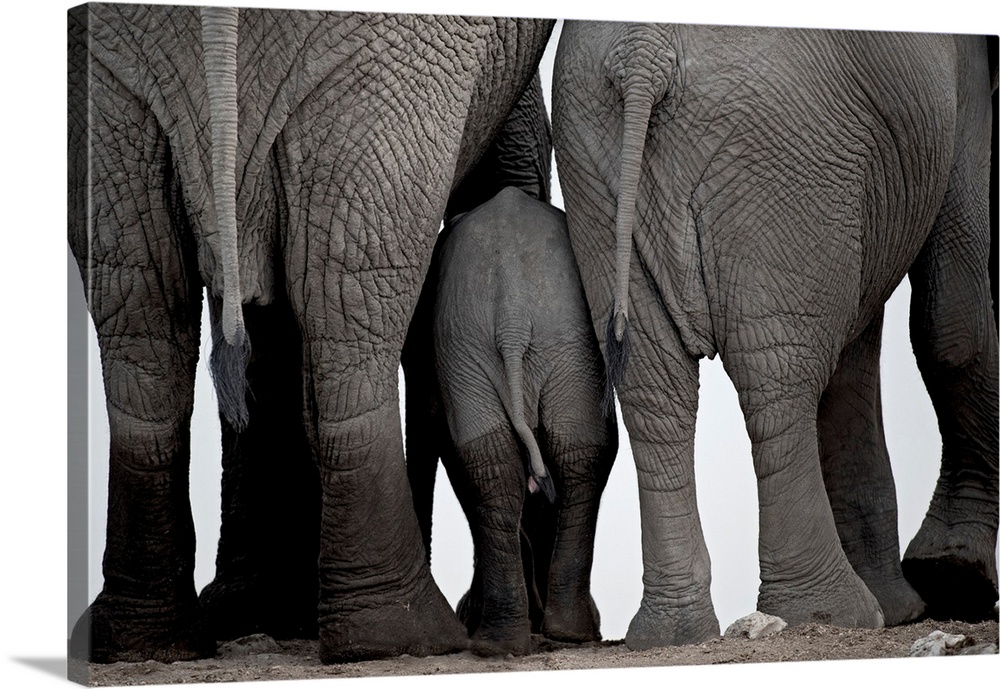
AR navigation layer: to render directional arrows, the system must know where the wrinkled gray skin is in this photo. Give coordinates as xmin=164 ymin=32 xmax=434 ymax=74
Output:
xmin=553 ymin=22 xmax=998 ymax=649
xmin=68 ymin=4 xmax=554 ymax=664
xmin=408 ymin=188 xmax=617 ymax=656
xmin=194 ymin=72 xmax=557 ymax=649
xmin=402 ymin=79 xmax=562 ymax=619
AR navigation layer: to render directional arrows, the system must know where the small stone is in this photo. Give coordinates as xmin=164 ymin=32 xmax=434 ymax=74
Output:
xmin=219 ymin=633 xmax=282 ymax=656
xmin=140 ymin=660 xmax=161 ymax=674
xmin=957 ymin=643 xmax=998 ymax=656
xmin=909 ymin=630 xmax=972 ymax=657
xmin=724 ymin=612 xmax=788 ymax=640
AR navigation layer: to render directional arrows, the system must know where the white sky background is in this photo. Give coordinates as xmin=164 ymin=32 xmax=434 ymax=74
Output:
xmin=71 ymin=11 xmax=997 ymax=643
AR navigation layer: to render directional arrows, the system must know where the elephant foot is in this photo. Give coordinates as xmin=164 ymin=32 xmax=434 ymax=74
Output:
xmin=317 ymin=577 xmax=468 ymax=663
xmin=902 ymin=517 xmax=998 ymax=622
xmin=758 ymin=558 xmax=884 ymax=629
xmin=199 ymin=577 xmax=263 ymax=641
xmin=624 ymin=596 xmax=720 ymax=649
xmin=856 ymin=570 xmax=926 ymax=626
xmin=469 ymin=623 xmax=532 ymax=657
xmin=199 ymin=574 xmax=318 ymax=641
xmin=457 ymin=586 xmax=532 ymax=655
xmin=69 ymin=592 xmax=215 ymax=664
xmin=542 ymin=593 xmax=602 ymax=643
xmin=455 ymin=586 xmax=483 ymax=634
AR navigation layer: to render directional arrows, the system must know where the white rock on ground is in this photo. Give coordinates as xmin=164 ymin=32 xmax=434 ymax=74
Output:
xmin=909 ymin=630 xmax=972 ymax=657
xmin=724 ymin=612 xmax=788 ymax=640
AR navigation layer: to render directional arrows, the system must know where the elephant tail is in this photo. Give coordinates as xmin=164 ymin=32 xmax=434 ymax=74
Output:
xmin=498 ymin=339 xmax=556 ymax=502
xmin=602 ymin=84 xmax=653 ymax=414
xmin=202 ymin=6 xmax=250 ymax=430
xmin=603 ymin=35 xmax=675 ymax=414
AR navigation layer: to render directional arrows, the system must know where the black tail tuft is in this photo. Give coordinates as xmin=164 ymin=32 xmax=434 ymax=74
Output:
xmin=210 ymin=321 xmax=251 ymax=432
xmin=602 ymin=310 xmax=630 ymax=418
xmin=534 ymin=472 xmax=557 ymax=503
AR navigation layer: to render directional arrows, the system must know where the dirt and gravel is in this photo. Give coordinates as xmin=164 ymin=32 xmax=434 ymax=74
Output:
xmin=72 ymin=618 xmax=998 ymax=686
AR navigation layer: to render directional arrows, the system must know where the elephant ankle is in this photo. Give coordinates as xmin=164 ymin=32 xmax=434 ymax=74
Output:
xmin=852 ymin=568 xmax=927 ymax=626
xmin=902 ymin=513 xmax=998 ymax=622
xmin=470 ymin=621 xmax=532 ymax=656
xmin=70 ymin=592 xmax=214 ymax=664
xmin=624 ymin=597 xmax=721 ymax=649
xmin=541 ymin=594 xmax=602 ymax=643
xmin=200 ymin=576 xmax=319 ymax=641
xmin=758 ymin=558 xmax=884 ymax=629
xmin=317 ymin=576 xmax=467 ymax=663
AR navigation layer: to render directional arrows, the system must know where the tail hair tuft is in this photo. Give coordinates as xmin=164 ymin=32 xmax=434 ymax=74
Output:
xmin=602 ymin=309 xmax=630 ymax=418
xmin=210 ymin=318 xmax=251 ymax=431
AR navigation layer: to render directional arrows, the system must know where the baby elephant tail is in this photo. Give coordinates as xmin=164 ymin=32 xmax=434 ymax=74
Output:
xmin=498 ymin=340 xmax=556 ymax=502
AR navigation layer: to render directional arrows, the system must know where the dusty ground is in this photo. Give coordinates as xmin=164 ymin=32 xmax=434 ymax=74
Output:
xmin=72 ymin=618 xmax=998 ymax=686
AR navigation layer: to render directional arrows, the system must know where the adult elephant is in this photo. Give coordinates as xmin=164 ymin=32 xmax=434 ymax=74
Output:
xmin=198 ymin=72 xmax=557 ymax=647
xmin=552 ymin=21 xmax=997 ymax=648
xmin=68 ymin=4 xmax=554 ymax=664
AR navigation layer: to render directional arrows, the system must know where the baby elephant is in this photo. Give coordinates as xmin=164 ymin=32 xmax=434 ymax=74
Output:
xmin=429 ymin=187 xmax=617 ymax=655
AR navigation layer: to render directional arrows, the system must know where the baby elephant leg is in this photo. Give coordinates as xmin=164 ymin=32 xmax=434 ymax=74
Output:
xmin=536 ymin=360 xmax=618 ymax=643
xmin=445 ymin=426 xmax=533 ymax=656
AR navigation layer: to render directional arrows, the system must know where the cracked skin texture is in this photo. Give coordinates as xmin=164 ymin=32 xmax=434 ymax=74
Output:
xmin=69 ymin=3 xmax=554 ymax=664
xmin=553 ymin=21 xmax=997 ymax=648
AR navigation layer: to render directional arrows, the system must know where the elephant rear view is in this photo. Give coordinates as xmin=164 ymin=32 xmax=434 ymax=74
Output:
xmin=69 ymin=3 xmax=555 ymax=665
xmin=553 ymin=21 xmax=997 ymax=648
xmin=431 ymin=187 xmax=617 ymax=655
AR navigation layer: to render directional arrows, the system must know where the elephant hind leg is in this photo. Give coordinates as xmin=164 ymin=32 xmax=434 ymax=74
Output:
xmin=70 ymin=63 xmax=212 ymax=662
xmin=904 ymin=248 xmax=998 ymax=622
xmin=902 ymin=82 xmax=998 ymax=621
xmin=535 ymin=362 xmax=617 ymax=644
xmin=745 ymin=397 xmax=884 ymax=628
xmin=615 ymin=296 xmax=719 ymax=649
xmin=73 ymin=244 xmax=211 ymax=664
xmin=817 ymin=310 xmax=926 ymax=626
xmin=198 ymin=298 xmax=320 ymax=642
xmin=724 ymin=309 xmax=883 ymax=629
xmin=519 ymin=494 xmax=557 ymax=634
xmin=71 ymin=251 xmax=210 ymax=663
xmin=445 ymin=428 xmax=533 ymax=656
xmin=281 ymin=187 xmax=468 ymax=660
xmin=305 ymin=394 xmax=468 ymax=663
